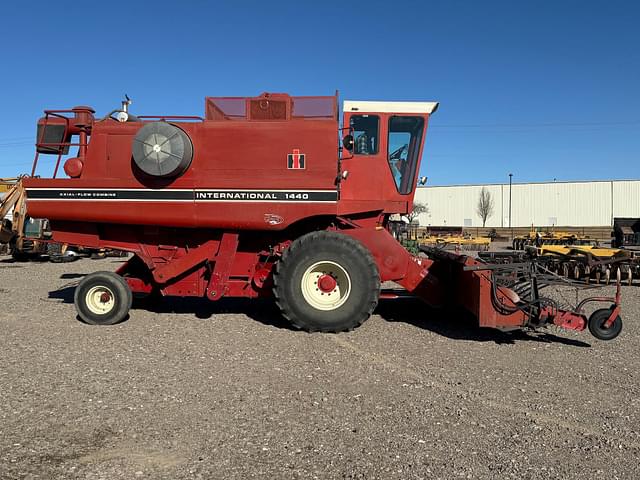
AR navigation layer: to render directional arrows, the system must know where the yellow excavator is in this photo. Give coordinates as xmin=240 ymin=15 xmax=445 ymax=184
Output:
xmin=0 ymin=177 xmax=53 ymax=259
xmin=1 ymin=177 xmax=125 ymax=261
xmin=0 ymin=178 xmax=18 ymax=194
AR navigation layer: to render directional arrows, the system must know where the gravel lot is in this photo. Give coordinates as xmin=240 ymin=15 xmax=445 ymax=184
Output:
xmin=1 ymin=255 xmax=639 ymax=479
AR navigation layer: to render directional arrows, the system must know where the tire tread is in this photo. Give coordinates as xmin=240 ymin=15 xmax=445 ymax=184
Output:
xmin=74 ymin=271 xmax=133 ymax=325
xmin=273 ymin=231 xmax=380 ymax=333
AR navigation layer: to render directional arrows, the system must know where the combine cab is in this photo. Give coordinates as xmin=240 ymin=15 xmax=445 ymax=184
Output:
xmin=17 ymin=93 xmax=622 ymax=340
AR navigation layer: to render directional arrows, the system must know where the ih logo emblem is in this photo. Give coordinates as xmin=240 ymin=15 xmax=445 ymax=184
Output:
xmin=287 ymin=149 xmax=306 ymax=169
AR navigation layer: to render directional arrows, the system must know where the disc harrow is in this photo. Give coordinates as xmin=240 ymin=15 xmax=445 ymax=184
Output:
xmin=512 ymin=228 xmax=595 ymax=251
xmin=481 ymin=245 xmax=639 ymax=286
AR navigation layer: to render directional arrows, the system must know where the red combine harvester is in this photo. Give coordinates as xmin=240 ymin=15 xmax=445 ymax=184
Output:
xmin=19 ymin=93 xmax=622 ymax=339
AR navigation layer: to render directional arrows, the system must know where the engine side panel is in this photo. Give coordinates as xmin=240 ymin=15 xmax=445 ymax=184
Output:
xmin=24 ymin=117 xmax=340 ymax=230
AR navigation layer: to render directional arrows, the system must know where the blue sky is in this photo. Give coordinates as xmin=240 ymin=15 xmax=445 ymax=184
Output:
xmin=0 ymin=0 xmax=638 ymax=185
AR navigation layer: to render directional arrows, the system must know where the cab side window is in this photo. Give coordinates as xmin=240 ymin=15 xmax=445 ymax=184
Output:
xmin=350 ymin=115 xmax=379 ymax=155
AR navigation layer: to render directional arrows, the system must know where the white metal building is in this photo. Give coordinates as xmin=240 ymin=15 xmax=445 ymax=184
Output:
xmin=414 ymin=180 xmax=640 ymax=227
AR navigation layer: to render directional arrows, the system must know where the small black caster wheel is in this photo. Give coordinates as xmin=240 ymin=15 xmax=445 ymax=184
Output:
xmin=588 ymin=308 xmax=622 ymax=340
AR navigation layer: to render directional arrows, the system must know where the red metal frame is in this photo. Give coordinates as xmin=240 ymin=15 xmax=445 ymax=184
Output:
xmin=552 ymin=281 xmax=621 ymax=331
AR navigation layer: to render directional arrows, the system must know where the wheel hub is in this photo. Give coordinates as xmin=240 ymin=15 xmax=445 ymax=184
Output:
xmin=300 ymin=260 xmax=351 ymax=311
xmin=317 ymin=274 xmax=337 ymax=293
xmin=85 ymin=285 xmax=115 ymax=315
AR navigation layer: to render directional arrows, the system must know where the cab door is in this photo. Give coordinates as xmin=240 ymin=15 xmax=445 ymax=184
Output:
xmin=339 ymin=112 xmax=386 ymax=202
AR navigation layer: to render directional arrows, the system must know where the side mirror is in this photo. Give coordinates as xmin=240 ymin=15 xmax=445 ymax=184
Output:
xmin=342 ymin=134 xmax=354 ymax=151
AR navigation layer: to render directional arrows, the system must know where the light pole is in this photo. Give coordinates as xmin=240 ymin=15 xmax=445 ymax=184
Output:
xmin=508 ymin=173 xmax=513 ymax=231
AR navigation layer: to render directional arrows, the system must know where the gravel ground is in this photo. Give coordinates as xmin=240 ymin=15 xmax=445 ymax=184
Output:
xmin=1 ymin=255 xmax=639 ymax=480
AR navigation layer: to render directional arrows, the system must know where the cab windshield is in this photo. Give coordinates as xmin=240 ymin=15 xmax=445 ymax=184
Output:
xmin=387 ymin=116 xmax=424 ymax=194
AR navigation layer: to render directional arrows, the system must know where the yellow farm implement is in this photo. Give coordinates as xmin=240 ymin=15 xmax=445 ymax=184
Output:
xmin=512 ymin=227 xmax=595 ymax=250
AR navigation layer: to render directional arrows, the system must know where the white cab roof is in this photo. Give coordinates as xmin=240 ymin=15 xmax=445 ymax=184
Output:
xmin=343 ymin=100 xmax=439 ymax=114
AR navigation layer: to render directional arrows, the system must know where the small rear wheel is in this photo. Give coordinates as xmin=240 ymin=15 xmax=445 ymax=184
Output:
xmin=74 ymin=271 xmax=133 ymax=325
xmin=274 ymin=231 xmax=380 ymax=332
xmin=588 ymin=308 xmax=622 ymax=341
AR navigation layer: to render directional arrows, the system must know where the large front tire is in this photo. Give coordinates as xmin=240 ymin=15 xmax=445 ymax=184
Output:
xmin=74 ymin=271 xmax=133 ymax=325
xmin=274 ymin=231 xmax=380 ymax=332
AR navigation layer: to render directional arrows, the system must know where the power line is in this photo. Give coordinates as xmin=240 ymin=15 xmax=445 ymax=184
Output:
xmin=0 ymin=161 xmax=33 ymax=166
xmin=0 ymin=141 xmax=33 ymax=148
xmin=431 ymin=120 xmax=640 ymax=129
xmin=0 ymin=136 xmax=33 ymax=144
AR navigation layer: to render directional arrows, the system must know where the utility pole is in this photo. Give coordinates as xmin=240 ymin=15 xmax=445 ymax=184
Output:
xmin=508 ymin=173 xmax=513 ymax=235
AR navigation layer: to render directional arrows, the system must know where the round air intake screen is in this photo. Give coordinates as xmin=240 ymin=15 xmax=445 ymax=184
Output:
xmin=132 ymin=122 xmax=193 ymax=178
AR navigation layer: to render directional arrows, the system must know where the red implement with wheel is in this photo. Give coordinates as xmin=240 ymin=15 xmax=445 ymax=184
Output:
xmin=15 ymin=92 xmax=621 ymax=339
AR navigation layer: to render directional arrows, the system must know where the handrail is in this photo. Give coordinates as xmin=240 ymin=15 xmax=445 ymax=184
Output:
xmin=32 ymin=110 xmax=90 ymax=178
xmin=31 ymin=110 xmax=202 ymax=179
